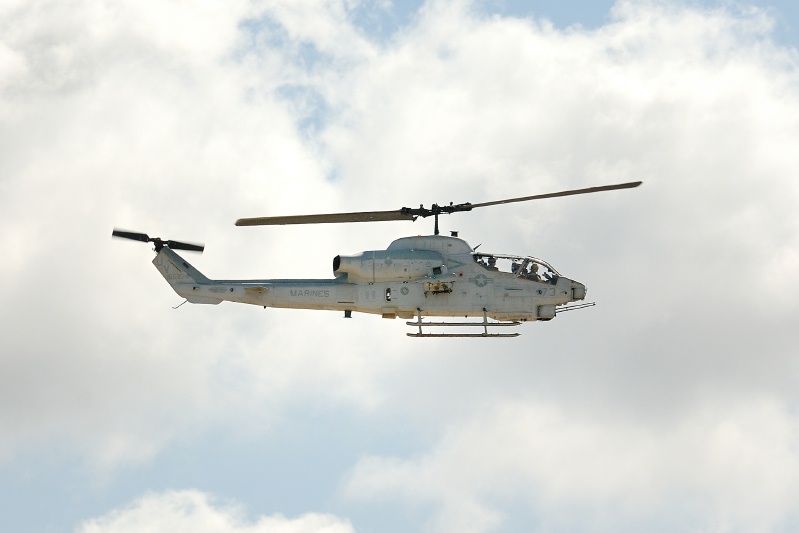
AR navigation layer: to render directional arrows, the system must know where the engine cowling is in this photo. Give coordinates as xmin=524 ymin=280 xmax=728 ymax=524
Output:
xmin=334 ymin=249 xmax=445 ymax=281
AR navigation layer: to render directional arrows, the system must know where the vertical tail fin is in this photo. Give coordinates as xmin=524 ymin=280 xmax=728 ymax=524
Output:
xmin=153 ymin=247 xmax=221 ymax=304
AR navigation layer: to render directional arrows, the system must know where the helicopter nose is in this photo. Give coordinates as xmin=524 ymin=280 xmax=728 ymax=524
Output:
xmin=571 ymin=281 xmax=587 ymax=301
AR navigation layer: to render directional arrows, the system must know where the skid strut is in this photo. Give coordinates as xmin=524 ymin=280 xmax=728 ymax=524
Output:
xmin=406 ymin=308 xmax=521 ymax=338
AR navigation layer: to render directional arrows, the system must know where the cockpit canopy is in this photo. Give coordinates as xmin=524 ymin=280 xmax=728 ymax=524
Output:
xmin=473 ymin=253 xmax=560 ymax=284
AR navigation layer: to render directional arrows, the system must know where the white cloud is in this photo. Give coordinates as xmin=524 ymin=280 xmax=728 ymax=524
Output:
xmin=306 ymin=0 xmax=799 ymax=411
xmin=344 ymin=397 xmax=799 ymax=532
xmin=76 ymin=490 xmax=354 ymax=533
xmin=0 ymin=0 xmax=392 ymax=467
xmin=2 ymin=0 xmax=799 ymax=531
xmin=261 ymin=0 xmax=377 ymax=61
xmin=315 ymin=2 xmax=799 ymax=531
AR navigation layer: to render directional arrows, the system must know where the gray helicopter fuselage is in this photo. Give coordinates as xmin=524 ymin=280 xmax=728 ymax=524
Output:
xmin=154 ymin=235 xmax=586 ymax=322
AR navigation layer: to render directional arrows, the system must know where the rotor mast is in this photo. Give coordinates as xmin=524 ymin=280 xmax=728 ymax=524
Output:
xmin=401 ymin=202 xmax=474 ymax=235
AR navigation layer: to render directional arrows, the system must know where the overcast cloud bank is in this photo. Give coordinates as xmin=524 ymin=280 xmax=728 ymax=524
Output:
xmin=1 ymin=1 xmax=798 ymax=532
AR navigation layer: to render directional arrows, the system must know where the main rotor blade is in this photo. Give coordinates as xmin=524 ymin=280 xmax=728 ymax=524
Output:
xmin=236 ymin=210 xmax=416 ymax=226
xmin=235 ymin=181 xmax=641 ymax=228
xmin=469 ymin=181 xmax=642 ymax=209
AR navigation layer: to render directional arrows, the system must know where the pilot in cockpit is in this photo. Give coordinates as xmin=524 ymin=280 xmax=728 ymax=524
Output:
xmin=526 ymin=263 xmax=541 ymax=282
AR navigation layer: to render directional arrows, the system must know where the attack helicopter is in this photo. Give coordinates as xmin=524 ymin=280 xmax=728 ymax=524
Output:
xmin=113 ymin=181 xmax=641 ymax=337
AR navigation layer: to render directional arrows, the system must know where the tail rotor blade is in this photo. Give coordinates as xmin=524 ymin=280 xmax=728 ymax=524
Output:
xmin=112 ymin=229 xmax=151 ymax=242
xmin=166 ymin=240 xmax=205 ymax=253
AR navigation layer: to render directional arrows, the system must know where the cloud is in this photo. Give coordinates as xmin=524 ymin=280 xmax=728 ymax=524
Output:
xmin=301 ymin=0 xmax=799 ymax=421
xmin=0 ymin=0 xmax=391 ymax=467
xmin=344 ymin=397 xmax=799 ymax=532
xmin=317 ymin=1 xmax=799 ymax=531
xmin=76 ymin=490 xmax=354 ymax=533
xmin=2 ymin=0 xmax=799 ymax=531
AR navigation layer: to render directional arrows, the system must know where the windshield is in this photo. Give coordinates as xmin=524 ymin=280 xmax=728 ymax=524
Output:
xmin=473 ymin=254 xmax=560 ymax=284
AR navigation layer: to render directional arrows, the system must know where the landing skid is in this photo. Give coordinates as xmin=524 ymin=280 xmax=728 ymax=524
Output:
xmin=406 ymin=309 xmax=521 ymax=338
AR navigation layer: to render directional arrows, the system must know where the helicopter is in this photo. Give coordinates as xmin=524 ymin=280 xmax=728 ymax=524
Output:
xmin=113 ymin=181 xmax=641 ymax=337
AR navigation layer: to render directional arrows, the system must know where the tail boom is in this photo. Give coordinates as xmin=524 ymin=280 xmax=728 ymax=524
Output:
xmin=153 ymin=247 xmax=358 ymax=310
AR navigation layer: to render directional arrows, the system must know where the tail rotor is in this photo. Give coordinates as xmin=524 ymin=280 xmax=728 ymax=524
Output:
xmin=112 ymin=229 xmax=204 ymax=252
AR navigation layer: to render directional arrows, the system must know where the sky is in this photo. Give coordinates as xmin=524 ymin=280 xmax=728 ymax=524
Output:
xmin=1 ymin=0 xmax=799 ymax=532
